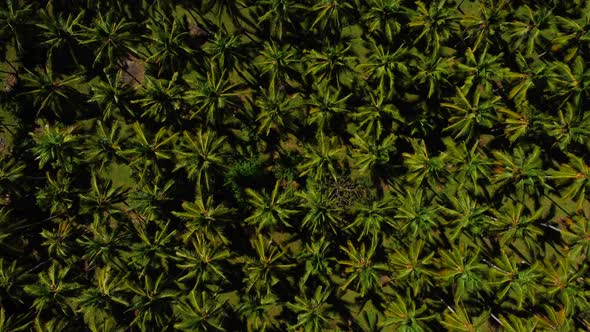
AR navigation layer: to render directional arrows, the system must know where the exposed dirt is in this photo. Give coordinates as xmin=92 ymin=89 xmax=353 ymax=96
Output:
xmin=119 ymin=56 xmax=145 ymax=88
xmin=280 ymin=133 xmax=304 ymax=153
xmin=2 ymin=73 xmax=17 ymax=93
xmin=189 ymin=24 xmax=209 ymax=37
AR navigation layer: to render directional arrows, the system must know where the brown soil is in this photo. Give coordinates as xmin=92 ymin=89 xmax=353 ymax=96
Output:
xmin=379 ymin=274 xmax=392 ymax=286
xmin=119 ymin=56 xmax=145 ymax=88
xmin=189 ymin=25 xmax=209 ymax=37
xmin=3 ymin=73 xmax=17 ymax=93
xmin=280 ymin=133 xmax=303 ymax=153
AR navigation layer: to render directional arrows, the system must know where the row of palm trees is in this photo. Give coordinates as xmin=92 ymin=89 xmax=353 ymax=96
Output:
xmin=1 ymin=0 xmax=590 ymax=330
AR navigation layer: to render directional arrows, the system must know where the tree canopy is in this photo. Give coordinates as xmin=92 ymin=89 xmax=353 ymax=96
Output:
xmin=1 ymin=0 xmax=590 ymax=330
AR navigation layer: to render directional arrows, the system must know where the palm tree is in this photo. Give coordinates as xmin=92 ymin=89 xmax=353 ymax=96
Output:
xmin=257 ymin=41 xmax=300 ymax=86
xmin=40 ymin=220 xmax=74 ymax=261
xmin=304 ymin=43 xmax=357 ymax=88
xmin=205 ymin=32 xmax=249 ymax=74
xmin=361 ymin=0 xmax=409 ymax=44
xmin=497 ymin=102 xmax=544 ymax=143
xmin=388 ymin=240 xmax=435 ymax=296
xmin=540 ymin=259 xmax=589 ymax=313
xmin=547 ymin=56 xmax=590 ymax=111
xmin=441 ymin=303 xmax=487 ymax=332
xmin=82 ymin=312 xmax=124 ymax=332
xmin=414 ymin=53 xmax=454 ymax=99
xmin=457 ymin=46 xmax=509 ymax=94
xmin=36 ymin=9 xmax=84 ymax=66
xmin=505 ymin=53 xmax=548 ymax=103
xmin=21 ymin=66 xmax=82 ymax=118
xmin=133 ymin=72 xmax=185 ymax=124
xmin=173 ymin=290 xmax=227 ymax=331
xmin=244 ymin=180 xmax=298 ymax=231
xmin=173 ymin=193 xmax=234 ymax=244
xmin=286 ymin=286 xmax=334 ymax=331
xmin=306 ymin=87 xmax=351 ymax=132
xmin=543 ymin=103 xmax=590 ymax=150
xmin=551 ymin=12 xmax=590 ymax=62
xmin=489 ymin=202 xmax=544 ymax=255
xmin=23 ymin=263 xmax=80 ymax=317
xmin=338 ymin=240 xmax=388 ymax=297
xmin=561 ymin=215 xmax=590 ymax=261
xmin=186 ymin=68 xmax=242 ymax=126
xmin=437 ymin=245 xmax=489 ymax=302
xmin=242 ymin=233 xmax=294 ymax=296
xmin=307 ymin=0 xmax=355 ymax=36
xmin=0 ymin=1 xmax=33 ymax=55
xmin=121 ymin=122 xmax=178 ymax=180
xmin=0 ymin=307 xmax=31 ymax=332
xmin=174 ymin=130 xmax=227 ymax=192
xmin=174 ymin=233 xmax=229 ymax=288
xmin=143 ymin=17 xmax=195 ymax=76
xmin=440 ymin=190 xmax=490 ymax=241
xmin=345 ymin=196 xmax=396 ymax=241
xmin=33 ymin=317 xmax=71 ymax=332
xmin=504 ymin=4 xmax=554 ymax=57
xmin=237 ymin=292 xmax=281 ymax=331
xmin=125 ymin=273 xmax=178 ymax=331
xmin=379 ymin=292 xmax=436 ymax=331
xmin=535 ymin=305 xmax=575 ymax=332
xmin=75 ymin=266 xmax=129 ymax=327
xmin=440 ymin=87 xmax=501 ymax=140
xmin=350 ymin=87 xmax=402 ymax=139
xmin=0 ymin=158 xmax=25 ymax=198
xmin=349 ymin=133 xmax=396 ymax=184
xmin=298 ymin=132 xmax=345 ymax=182
xmin=360 ymin=40 xmax=411 ymax=97
xmin=30 ymin=122 xmax=80 ymax=173
xmin=122 ymin=217 xmax=176 ymax=276
xmin=394 ymin=187 xmax=441 ymax=242
xmin=355 ymin=309 xmax=383 ymax=332
xmin=492 ymin=145 xmax=550 ymax=200
xmin=84 ymin=120 xmax=128 ymax=170
xmin=444 ymin=139 xmax=491 ymax=196
xmin=408 ymin=0 xmax=459 ymax=56
xmin=296 ymin=187 xmax=342 ymax=235
xmin=497 ymin=313 xmax=538 ymax=332
xmin=297 ymin=236 xmax=334 ymax=288
xmin=77 ymin=11 xmax=140 ymax=68
xmin=547 ymin=152 xmax=590 ymax=211
xmin=88 ymin=70 xmax=135 ymax=120
xmin=256 ymin=0 xmax=298 ymax=41
xmin=254 ymin=84 xmax=300 ymax=136
xmin=489 ymin=250 xmax=541 ymax=309
xmin=76 ymin=217 xmax=127 ymax=270
xmin=35 ymin=171 xmax=76 ymax=216
xmin=79 ymin=172 xmax=127 ymax=220
xmin=127 ymin=177 xmax=175 ymax=221
xmin=460 ymin=0 xmax=508 ymax=52
xmin=402 ymin=138 xmax=448 ymax=190
xmin=0 ymin=208 xmax=27 ymax=255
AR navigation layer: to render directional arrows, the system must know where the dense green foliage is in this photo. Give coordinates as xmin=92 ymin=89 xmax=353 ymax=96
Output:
xmin=1 ymin=0 xmax=590 ymax=330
